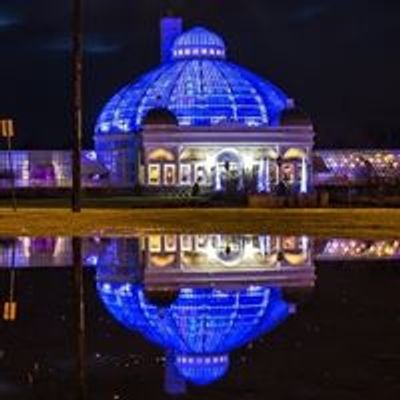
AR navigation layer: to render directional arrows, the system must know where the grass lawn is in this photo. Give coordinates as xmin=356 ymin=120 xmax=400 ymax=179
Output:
xmin=0 ymin=207 xmax=399 ymax=238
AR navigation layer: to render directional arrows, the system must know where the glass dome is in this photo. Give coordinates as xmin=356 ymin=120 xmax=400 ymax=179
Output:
xmin=95 ymin=27 xmax=289 ymax=135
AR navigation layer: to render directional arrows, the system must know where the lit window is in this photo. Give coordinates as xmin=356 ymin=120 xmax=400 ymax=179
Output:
xmin=163 ymin=164 xmax=176 ymax=186
xmin=184 ymin=48 xmax=191 ymax=55
xmin=210 ymin=49 xmax=215 ymax=55
xmin=201 ymin=48 xmax=207 ymax=55
xmin=178 ymin=49 xmax=184 ymax=56
xmin=193 ymin=48 xmax=199 ymax=55
xmin=180 ymin=164 xmax=192 ymax=185
xmin=148 ymin=164 xmax=161 ymax=185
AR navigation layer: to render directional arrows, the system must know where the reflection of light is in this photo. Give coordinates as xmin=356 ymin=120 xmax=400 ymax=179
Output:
xmin=53 ymin=238 xmax=65 ymax=258
xmin=284 ymin=253 xmax=308 ymax=266
xmin=22 ymin=237 xmax=31 ymax=258
xmin=151 ymin=255 xmax=176 ymax=268
xmin=323 ymin=239 xmax=400 ymax=259
xmin=160 ymin=234 xmax=314 ymax=270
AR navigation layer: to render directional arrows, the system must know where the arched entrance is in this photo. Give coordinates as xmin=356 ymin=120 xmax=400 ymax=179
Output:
xmin=215 ymin=150 xmax=243 ymax=192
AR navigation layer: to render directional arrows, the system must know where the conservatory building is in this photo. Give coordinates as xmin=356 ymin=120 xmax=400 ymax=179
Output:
xmin=2 ymin=17 xmax=400 ymax=193
xmin=95 ymin=19 xmax=316 ymax=194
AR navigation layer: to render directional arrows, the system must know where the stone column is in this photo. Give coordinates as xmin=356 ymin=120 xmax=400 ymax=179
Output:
xmin=265 ymin=157 xmax=271 ymax=193
xmin=257 ymin=160 xmax=264 ymax=193
xmin=276 ymin=155 xmax=282 ymax=186
xmin=143 ymin=152 xmax=149 ymax=186
xmin=300 ymin=155 xmax=308 ymax=194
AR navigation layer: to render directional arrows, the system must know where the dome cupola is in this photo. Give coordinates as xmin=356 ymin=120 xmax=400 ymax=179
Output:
xmin=171 ymin=27 xmax=227 ymax=60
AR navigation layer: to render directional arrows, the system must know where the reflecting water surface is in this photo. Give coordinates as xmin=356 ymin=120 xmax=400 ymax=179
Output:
xmin=0 ymin=234 xmax=399 ymax=399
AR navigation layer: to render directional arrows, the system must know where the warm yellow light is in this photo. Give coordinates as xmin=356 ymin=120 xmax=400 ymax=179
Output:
xmin=3 ymin=302 xmax=17 ymax=321
xmin=148 ymin=148 xmax=175 ymax=162
xmin=283 ymin=148 xmax=306 ymax=160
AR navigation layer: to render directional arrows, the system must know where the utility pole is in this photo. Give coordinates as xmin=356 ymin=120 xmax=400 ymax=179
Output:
xmin=72 ymin=0 xmax=83 ymax=212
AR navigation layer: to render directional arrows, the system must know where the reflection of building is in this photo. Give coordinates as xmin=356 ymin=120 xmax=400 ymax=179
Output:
xmin=318 ymin=238 xmax=400 ymax=260
xmin=143 ymin=234 xmax=315 ymax=289
xmin=95 ymin=234 xmax=315 ymax=393
xmin=1 ymin=235 xmax=400 ymax=269
xmin=0 ymin=237 xmax=72 ymax=268
xmin=97 ymin=280 xmax=297 ymax=392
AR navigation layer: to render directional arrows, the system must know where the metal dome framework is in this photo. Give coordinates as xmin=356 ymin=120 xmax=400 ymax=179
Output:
xmin=95 ymin=27 xmax=289 ymax=135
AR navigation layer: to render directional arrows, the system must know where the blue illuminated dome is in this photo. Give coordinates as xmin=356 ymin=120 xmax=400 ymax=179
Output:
xmin=97 ymin=282 xmax=291 ymax=385
xmin=95 ymin=26 xmax=289 ymax=135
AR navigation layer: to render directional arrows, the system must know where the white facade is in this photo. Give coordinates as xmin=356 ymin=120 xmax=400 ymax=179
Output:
xmin=140 ymin=123 xmax=315 ymax=194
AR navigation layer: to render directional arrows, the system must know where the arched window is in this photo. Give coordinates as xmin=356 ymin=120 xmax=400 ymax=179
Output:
xmin=148 ymin=148 xmax=176 ymax=162
xmin=283 ymin=148 xmax=307 ymax=160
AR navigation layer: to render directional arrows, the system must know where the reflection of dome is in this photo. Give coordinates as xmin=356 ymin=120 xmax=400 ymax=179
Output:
xmin=95 ymin=27 xmax=289 ymax=135
xmin=175 ymin=354 xmax=229 ymax=386
xmin=97 ymin=282 xmax=291 ymax=385
xmin=144 ymin=289 xmax=180 ymax=307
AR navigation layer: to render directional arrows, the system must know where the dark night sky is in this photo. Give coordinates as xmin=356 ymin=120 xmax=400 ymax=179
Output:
xmin=0 ymin=0 xmax=400 ymax=150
